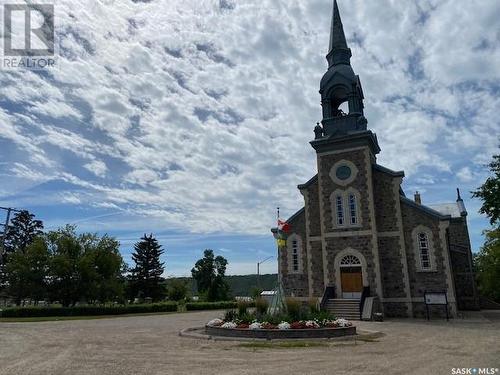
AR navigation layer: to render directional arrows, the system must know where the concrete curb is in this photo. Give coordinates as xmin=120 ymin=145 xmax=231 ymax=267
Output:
xmin=179 ymin=326 xmax=384 ymax=342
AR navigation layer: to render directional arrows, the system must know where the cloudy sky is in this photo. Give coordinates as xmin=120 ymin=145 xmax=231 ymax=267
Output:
xmin=0 ymin=0 xmax=498 ymax=276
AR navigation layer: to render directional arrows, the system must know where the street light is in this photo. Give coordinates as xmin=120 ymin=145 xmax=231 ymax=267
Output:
xmin=257 ymin=256 xmax=274 ymax=290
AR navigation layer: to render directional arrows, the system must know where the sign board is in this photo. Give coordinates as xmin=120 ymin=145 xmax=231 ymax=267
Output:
xmin=425 ymin=293 xmax=447 ymax=305
xmin=424 ymin=291 xmax=449 ymax=321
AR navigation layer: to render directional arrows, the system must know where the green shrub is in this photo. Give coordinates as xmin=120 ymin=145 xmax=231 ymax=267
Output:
xmin=261 ymin=313 xmax=290 ymax=325
xmin=255 ymin=297 xmax=268 ymax=316
xmin=250 ymin=287 xmax=263 ymax=299
xmin=224 ymin=309 xmax=238 ymax=322
xmin=285 ymin=297 xmax=302 ymax=321
xmin=310 ymin=310 xmax=336 ymax=322
xmin=0 ymin=303 xmax=178 ymax=318
xmin=237 ymin=312 xmax=256 ymax=324
xmin=308 ymin=298 xmax=319 ymax=314
xmin=185 ymin=301 xmax=237 ymax=311
xmin=237 ymin=300 xmax=249 ymax=316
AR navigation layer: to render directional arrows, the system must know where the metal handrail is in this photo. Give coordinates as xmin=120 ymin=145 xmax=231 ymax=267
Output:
xmin=320 ymin=286 xmax=335 ymax=311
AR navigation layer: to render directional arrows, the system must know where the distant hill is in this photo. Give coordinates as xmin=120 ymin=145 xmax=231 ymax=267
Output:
xmin=165 ymin=274 xmax=278 ymax=297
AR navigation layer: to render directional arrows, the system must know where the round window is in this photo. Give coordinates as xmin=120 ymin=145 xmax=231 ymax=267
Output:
xmin=336 ymin=165 xmax=352 ymax=181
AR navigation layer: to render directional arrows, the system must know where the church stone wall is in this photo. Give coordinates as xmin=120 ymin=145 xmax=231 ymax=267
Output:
xmin=280 ymin=209 xmax=309 ymax=298
xmin=309 ymin=240 xmax=324 ymax=296
xmin=318 ymin=149 xmax=373 ymax=232
xmin=373 ymin=169 xmax=398 ymax=232
xmin=372 ymin=169 xmax=410 ymax=317
xmin=401 ymin=201 xmax=450 ymax=318
xmin=325 ymin=236 xmax=376 ymax=295
xmin=378 ymin=236 xmax=406 ymax=299
xmin=304 ymin=179 xmax=322 ymax=237
xmin=448 ymin=218 xmax=479 ymax=310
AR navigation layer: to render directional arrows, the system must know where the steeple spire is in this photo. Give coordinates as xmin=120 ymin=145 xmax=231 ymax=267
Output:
xmin=326 ymin=0 xmax=352 ymax=68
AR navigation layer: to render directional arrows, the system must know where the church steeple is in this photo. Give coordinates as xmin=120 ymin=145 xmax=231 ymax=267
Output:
xmin=316 ymin=0 xmax=368 ymax=139
xmin=326 ymin=0 xmax=352 ymax=68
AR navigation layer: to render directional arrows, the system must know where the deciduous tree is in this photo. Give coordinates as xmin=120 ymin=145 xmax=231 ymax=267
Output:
xmin=472 ymin=153 xmax=500 ymax=225
xmin=191 ymin=249 xmax=230 ymax=301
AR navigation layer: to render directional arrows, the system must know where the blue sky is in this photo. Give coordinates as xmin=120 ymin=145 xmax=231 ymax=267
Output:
xmin=0 ymin=0 xmax=499 ymax=276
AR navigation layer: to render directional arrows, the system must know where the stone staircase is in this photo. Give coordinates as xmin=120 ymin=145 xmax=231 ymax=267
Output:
xmin=325 ymin=299 xmax=360 ymax=320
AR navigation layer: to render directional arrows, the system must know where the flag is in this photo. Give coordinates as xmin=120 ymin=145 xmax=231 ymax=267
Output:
xmin=277 ymin=219 xmax=291 ymax=233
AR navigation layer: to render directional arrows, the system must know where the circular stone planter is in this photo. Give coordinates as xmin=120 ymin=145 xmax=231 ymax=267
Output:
xmin=205 ymin=325 xmax=356 ymax=339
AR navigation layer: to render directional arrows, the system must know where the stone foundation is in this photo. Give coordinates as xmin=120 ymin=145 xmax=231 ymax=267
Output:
xmin=205 ymin=325 xmax=356 ymax=339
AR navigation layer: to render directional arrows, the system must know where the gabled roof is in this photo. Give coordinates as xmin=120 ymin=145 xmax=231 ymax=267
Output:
xmin=373 ymin=164 xmax=405 ymax=177
xmin=427 ymin=203 xmax=462 ymax=218
xmin=298 ymin=174 xmax=318 ymax=190
xmin=400 ymin=196 xmax=451 ymax=220
xmin=287 ymin=207 xmax=305 ymax=224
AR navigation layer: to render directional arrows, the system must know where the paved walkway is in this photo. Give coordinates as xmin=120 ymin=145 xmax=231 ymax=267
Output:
xmin=0 ymin=310 xmax=499 ymax=375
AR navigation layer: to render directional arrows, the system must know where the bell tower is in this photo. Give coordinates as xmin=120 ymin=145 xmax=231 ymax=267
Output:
xmin=315 ymin=0 xmax=370 ymax=140
xmin=310 ymin=0 xmax=384 ymax=304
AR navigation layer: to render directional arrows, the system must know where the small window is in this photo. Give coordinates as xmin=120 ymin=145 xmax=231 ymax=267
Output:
xmin=348 ymin=194 xmax=357 ymax=224
xmin=418 ymin=233 xmax=431 ymax=270
xmin=292 ymin=240 xmax=299 ymax=271
xmin=336 ymin=195 xmax=344 ymax=225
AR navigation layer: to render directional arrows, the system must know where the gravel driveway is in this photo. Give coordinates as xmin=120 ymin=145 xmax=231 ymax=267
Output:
xmin=0 ymin=310 xmax=499 ymax=375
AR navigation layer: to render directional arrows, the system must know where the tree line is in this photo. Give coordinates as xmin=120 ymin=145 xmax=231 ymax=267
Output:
xmin=0 ymin=214 xmax=230 ymax=306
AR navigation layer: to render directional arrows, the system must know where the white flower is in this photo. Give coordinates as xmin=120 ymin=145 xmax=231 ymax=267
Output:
xmin=249 ymin=322 xmax=262 ymax=330
xmin=278 ymin=322 xmax=290 ymax=330
xmin=221 ymin=322 xmax=237 ymax=329
xmin=304 ymin=320 xmax=320 ymax=328
xmin=207 ymin=318 xmax=223 ymax=327
xmin=334 ymin=318 xmax=351 ymax=327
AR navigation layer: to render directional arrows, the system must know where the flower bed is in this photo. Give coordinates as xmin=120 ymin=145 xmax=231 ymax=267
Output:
xmin=205 ymin=318 xmax=356 ymax=339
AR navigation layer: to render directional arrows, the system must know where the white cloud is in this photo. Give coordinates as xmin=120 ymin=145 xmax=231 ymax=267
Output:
xmin=83 ymin=160 xmax=108 ymax=178
xmin=456 ymin=167 xmax=474 ymax=183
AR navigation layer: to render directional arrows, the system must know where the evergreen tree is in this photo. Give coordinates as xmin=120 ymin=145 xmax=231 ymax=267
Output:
xmin=129 ymin=234 xmax=165 ymax=301
xmin=4 ymin=210 xmax=44 ymax=254
xmin=191 ymin=249 xmax=230 ymax=301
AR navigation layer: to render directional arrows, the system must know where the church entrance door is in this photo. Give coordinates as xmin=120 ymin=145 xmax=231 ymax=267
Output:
xmin=340 ymin=266 xmax=363 ymax=299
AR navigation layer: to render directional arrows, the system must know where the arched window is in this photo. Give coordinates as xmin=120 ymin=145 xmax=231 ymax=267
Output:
xmin=291 ymin=239 xmax=299 ymax=272
xmin=331 ymin=188 xmax=361 ymax=229
xmin=418 ymin=232 xmax=431 ymax=270
xmin=348 ymin=194 xmax=357 ymax=225
xmin=336 ymin=195 xmax=344 ymax=225
xmin=340 ymin=254 xmax=361 ymax=266
xmin=287 ymin=234 xmax=302 ymax=274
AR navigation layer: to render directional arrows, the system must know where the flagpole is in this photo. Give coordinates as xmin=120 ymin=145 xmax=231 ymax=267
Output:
xmin=275 ymin=206 xmax=284 ymax=314
xmin=276 ymin=206 xmax=280 ymax=286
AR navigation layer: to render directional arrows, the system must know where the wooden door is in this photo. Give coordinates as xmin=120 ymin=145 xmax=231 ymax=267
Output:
xmin=341 ymin=268 xmax=363 ymax=293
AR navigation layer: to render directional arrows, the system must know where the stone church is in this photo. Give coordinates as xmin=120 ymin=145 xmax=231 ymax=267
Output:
xmin=275 ymin=1 xmax=479 ymax=318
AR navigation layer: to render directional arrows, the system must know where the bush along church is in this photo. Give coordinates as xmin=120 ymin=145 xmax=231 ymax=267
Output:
xmin=273 ymin=1 xmax=479 ymax=318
